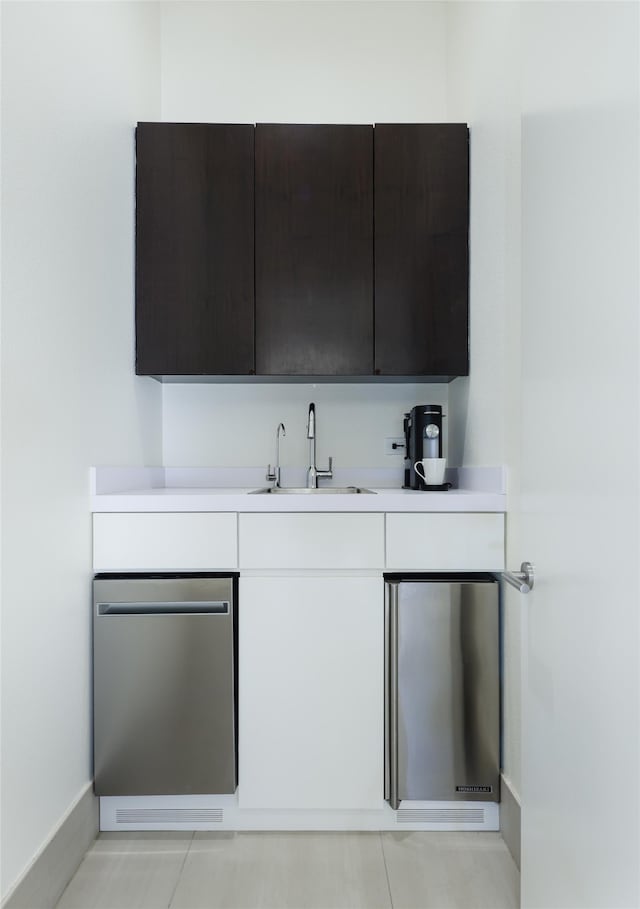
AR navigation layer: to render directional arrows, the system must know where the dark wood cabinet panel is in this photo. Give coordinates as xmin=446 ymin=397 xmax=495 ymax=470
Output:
xmin=135 ymin=122 xmax=469 ymax=381
xmin=136 ymin=123 xmax=255 ymax=376
xmin=374 ymin=124 xmax=469 ymax=377
xmin=255 ymin=124 xmax=374 ymax=376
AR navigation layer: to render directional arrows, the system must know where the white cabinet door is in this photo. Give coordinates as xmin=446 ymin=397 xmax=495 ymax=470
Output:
xmin=239 ymin=575 xmax=383 ymax=811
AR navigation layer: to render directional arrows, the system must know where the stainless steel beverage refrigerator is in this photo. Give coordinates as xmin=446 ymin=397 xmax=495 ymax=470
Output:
xmin=384 ymin=575 xmax=500 ymax=809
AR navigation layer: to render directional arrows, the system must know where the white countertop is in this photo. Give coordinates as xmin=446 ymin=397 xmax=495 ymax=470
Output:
xmin=91 ymin=467 xmax=506 ymax=513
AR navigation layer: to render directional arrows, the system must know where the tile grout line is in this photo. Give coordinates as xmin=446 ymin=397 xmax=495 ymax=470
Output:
xmin=51 ymin=843 xmax=93 ymax=909
xmin=380 ymin=832 xmax=395 ymax=909
xmin=167 ymin=830 xmax=195 ymax=908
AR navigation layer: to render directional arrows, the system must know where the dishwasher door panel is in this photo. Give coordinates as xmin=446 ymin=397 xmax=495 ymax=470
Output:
xmin=93 ymin=576 xmax=236 ymax=797
xmin=390 ymin=579 xmax=499 ymax=804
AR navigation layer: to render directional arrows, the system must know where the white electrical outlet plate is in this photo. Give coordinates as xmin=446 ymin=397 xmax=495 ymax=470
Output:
xmin=384 ymin=437 xmax=406 ymax=456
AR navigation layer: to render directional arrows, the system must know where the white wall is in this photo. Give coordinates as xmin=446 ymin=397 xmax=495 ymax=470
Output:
xmin=160 ymin=0 xmax=448 ymax=124
xmin=445 ymin=4 xmax=520 ymax=471
xmin=159 ymin=0 xmax=452 ymax=468
xmin=163 ymin=382 xmax=448 ymax=468
xmin=444 ymin=3 xmax=523 ymax=801
xmin=0 ymin=3 xmax=161 ymax=898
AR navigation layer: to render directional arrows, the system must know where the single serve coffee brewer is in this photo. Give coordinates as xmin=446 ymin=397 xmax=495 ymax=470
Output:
xmin=403 ymin=405 xmax=449 ymax=490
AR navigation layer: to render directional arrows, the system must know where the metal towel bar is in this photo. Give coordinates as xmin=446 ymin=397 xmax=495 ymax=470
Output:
xmin=502 ymin=562 xmax=535 ymax=594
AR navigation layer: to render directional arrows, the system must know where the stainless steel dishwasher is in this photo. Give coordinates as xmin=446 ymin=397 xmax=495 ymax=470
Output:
xmin=93 ymin=574 xmax=238 ymax=796
xmin=384 ymin=574 xmax=500 ymax=809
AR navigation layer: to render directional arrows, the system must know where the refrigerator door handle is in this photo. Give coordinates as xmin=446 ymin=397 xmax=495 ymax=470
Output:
xmin=385 ymin=581 xmax=400 ymax=810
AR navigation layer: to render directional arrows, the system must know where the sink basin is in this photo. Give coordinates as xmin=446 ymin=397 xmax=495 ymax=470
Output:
xmin=249 ymin=486 xmax=376 ymax=495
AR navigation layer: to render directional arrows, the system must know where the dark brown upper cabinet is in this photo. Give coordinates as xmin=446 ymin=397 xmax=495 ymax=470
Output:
xmin=255 ymin=124 xmax=374 ymax=376
xmin=135 ymin=123 xmax=255 ymax=376
xmin=135 ymin=122 xmax=469 ymax=381
xmin=374 ymin=124 xmax=469 ymax=378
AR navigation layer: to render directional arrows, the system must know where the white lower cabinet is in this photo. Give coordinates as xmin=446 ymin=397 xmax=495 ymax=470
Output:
xmin=94 ymin=507 xmax=504 ymax=829
xmin=238 ymin=575 xmax=384 ymax=811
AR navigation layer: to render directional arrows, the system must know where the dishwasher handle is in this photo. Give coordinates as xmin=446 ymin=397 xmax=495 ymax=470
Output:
xmin=97 ymin=601 xmax=230 ymax=616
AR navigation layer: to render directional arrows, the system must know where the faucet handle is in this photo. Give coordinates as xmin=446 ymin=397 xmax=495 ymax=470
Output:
xmin=266 ymin=464 xmax=276 ymax=482
xmin=317 ymin=456 xmax=334 ymax=479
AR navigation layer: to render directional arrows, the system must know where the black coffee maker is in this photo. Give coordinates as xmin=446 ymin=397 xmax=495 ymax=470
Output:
xmin=403 ymin=405 xmax=446 ymax=490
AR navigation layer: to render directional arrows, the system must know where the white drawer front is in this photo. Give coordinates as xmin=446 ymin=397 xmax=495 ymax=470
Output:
xmin=93 ymin=513 xmax=238 ymax=571
xmin=386 ymin=513 xmax=505 ymax=571
xmin=239 ymin=513 xmax=384 ymax=570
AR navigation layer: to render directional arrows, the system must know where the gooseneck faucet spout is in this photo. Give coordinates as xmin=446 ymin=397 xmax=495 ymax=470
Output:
xmin=306 ymin=402 xmax=333 ymax=489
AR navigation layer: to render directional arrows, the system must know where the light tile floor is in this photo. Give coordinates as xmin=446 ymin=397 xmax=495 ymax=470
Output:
xmin=56 ymin=831 xmax=519 ymax=909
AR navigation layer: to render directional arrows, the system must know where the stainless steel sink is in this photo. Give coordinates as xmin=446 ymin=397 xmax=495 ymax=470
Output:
xmin=249 ymin=486 xmax=376 ymax=495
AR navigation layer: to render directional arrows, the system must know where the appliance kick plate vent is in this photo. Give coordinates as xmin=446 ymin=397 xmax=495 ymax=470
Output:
xmin=397 ymin=808 xmax=485 ymax=824
xmin=115 ymin=807 xmax=224 ymax=825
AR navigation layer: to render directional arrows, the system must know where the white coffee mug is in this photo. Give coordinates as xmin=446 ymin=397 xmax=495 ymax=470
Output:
xmin=414 ymin=457 xmax=446 ymax=486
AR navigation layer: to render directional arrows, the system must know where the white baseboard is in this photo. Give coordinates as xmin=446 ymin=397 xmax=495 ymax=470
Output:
xmin=99 ymin=794 xmax=499 ymax=833
xmin=2 ymin=784 xmax=98 ymax=909
xmin=499 ymin=774 xmax=521 ymax=869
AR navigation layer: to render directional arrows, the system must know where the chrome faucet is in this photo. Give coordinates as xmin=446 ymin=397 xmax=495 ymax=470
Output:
xmin=266 ymin=422 xmax=286 ymax=488
xmin=306 ymin=402 xmax=333 ymax=488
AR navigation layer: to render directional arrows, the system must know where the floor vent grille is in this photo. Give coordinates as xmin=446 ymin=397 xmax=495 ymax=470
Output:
xmin=397 ymin=808 xmax=485 ymax=824
xmin=115 ymin=808 xmax=224 ymax=825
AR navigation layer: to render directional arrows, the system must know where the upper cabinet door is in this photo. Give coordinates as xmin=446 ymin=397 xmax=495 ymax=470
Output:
xmin=374 ymin=124 xmax=469 ymax=377
xmin=255 ymin=125 xmax=374 ymax=376
xmin=136 ymin=123 xmax=255 ymax=376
